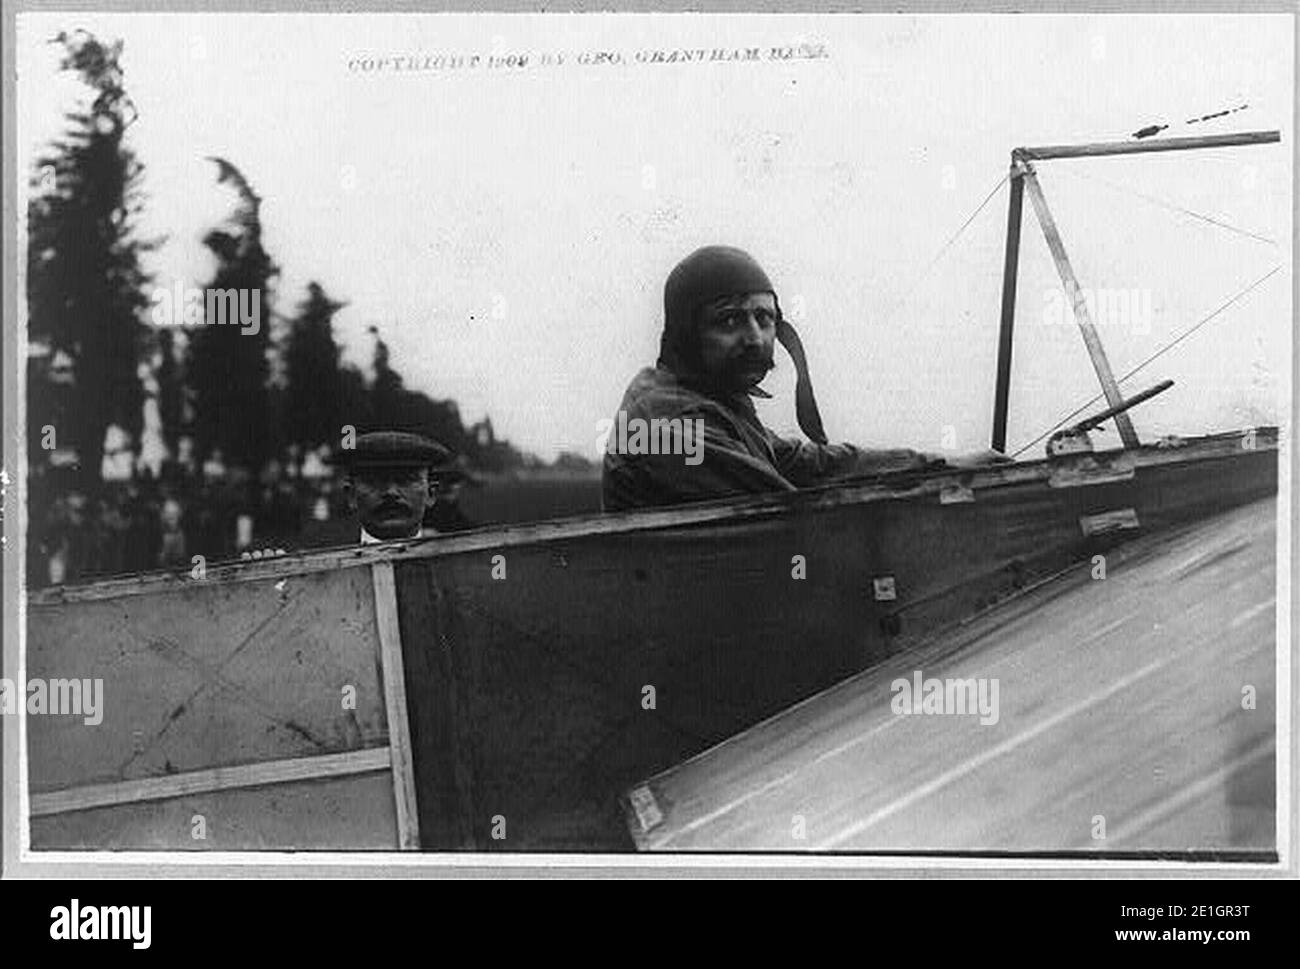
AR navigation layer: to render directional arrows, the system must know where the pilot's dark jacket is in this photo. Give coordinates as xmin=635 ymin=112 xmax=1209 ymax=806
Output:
xmin=602 ymin=365 xmax=928 ymax=511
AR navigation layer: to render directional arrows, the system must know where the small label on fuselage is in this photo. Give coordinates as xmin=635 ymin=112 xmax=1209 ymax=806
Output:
xmin=1079 ymin=508 xmax=1140 ymax=536
xmin=628 ymin=785 xmax=664 ymax=833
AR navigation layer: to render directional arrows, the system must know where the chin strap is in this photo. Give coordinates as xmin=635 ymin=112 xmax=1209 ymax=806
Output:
xmin=776 ymin=317 xmax=828 ymax=445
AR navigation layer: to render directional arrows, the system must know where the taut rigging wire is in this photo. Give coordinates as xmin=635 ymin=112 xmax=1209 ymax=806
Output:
xmin=1009 ymin=262 xmax=1284 ymax=458
xmin=1051 ymin=164 xmax=1277 ymax=247
xmin=878 ymin=149 xmax=1281 ymax=459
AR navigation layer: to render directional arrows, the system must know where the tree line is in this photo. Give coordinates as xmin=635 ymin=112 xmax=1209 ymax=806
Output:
xmin=27 ymin=29 xmax=547 ymax=504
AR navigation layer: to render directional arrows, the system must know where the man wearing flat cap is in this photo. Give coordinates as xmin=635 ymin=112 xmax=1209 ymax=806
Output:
xmin=602 ymin=245 xmax=1005 ymax=511
xmin=340 ymin=431 xmax=453 ymax=543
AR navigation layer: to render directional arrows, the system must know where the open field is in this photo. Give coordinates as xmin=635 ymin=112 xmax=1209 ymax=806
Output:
xmin=460 ymin=471 xmax=604 ymax=526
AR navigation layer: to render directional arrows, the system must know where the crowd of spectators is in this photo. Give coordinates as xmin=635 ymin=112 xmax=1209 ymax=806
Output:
xmin=25 ymin=456 xmax=446 ymax=588
xmin=23 ymin=447 xmax=609 ymax=590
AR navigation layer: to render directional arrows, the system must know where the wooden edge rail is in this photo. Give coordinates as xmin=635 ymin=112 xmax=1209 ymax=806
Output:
xmin=26 ymin=427 xmax=1280 ymax=606
xmin=28 ymin=746 xmax=393 ymax=818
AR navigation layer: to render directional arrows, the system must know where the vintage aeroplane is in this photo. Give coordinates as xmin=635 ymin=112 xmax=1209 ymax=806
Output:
xmin=22 ymin=130 xmax=1285 ymax=856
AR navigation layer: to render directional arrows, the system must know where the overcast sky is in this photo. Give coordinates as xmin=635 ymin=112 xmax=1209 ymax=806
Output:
xmin=17 ymin=12 xmax=1293 ymax=461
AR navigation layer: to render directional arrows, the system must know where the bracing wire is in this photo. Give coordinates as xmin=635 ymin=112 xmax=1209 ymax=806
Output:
xmin=873 ymin=148 xmax=1280 ymax=460
xmin=1052 ymin=165 xmax=1277 ymax=247
xmin=1009 ymin=263 xmax=1284 ymax=458
xmin=877 ymin=171 xmax=1010 ymax=325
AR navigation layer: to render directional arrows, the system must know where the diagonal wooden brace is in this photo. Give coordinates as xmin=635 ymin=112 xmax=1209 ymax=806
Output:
xmin=1019 ymin=159 xmax=1140 ymax=448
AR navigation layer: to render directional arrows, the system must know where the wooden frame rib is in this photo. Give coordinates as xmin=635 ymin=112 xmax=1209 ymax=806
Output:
xmin=372 ymin=560 xmax=421 ymax=850
xmin=29 ymin=747 xmax=392 ymax=818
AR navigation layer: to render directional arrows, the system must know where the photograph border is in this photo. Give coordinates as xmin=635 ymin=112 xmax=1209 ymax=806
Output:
xmin=2 ymin=0 xmax=1296 ymax=879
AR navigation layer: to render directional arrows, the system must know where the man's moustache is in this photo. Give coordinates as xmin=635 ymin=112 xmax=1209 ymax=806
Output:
xmin=733 ymin=354 xmax=774 ymax=373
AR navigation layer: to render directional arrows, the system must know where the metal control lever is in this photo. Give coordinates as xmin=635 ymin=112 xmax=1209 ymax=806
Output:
xmin=1047 ymin=379 xmax=1174 ymax=457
